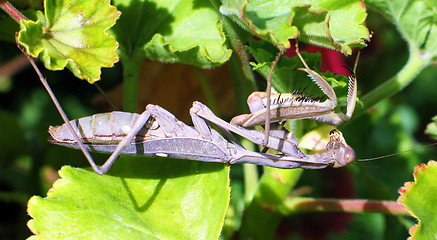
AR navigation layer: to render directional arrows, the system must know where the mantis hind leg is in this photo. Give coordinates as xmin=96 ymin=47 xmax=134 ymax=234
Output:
xmin=98 ymin=108 xmax=153 ymax=174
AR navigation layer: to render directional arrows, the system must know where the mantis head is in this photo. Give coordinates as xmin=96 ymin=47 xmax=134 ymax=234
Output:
xmin=327 ymin=129 xmax=355 ymax=168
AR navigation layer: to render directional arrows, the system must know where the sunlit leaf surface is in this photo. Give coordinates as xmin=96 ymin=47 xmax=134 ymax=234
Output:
xmin=17 ymin=0 xmax=120 ymax=83
xmin=220 ymin=0 xmax=370 ymax=54
xmin=27 ymin=157 xmax=230 ymax=239
xmin=398 ymin=161 xmax=437 ymax=240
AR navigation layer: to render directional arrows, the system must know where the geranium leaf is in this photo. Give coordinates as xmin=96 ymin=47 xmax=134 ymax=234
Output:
xmin=366 ymin=0 xmax=437 ymax=58
xmin=220 ymin=0 xmax=370 ymax=54
xmin=112 ymin=0 xmax=232 ymax=68
xmin=17 ymin=0 xmax=121 ymax=83
xmin=27 ymin=157 xmax=230 ymax=239
xmin=398 ymin=161 xmax=437 ymax=240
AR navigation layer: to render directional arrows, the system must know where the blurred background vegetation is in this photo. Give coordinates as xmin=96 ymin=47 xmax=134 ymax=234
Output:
xmin=0 ymin=2 xmax=436 ymax=240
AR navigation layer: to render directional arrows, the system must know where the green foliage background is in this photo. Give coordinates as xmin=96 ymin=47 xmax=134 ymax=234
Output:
xmin=0 ymin=0 xmax=436 ymax=239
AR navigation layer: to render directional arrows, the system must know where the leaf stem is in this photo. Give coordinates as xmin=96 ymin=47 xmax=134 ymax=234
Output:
xmin=277 ymin=197 xmax=409 ymax=215
xmin=352 ymin=45 xmax=429 ymax=119
xmin=208 ymin=0 xmax=256 ymax=105
xmin=220 ymin=20 xmax=256 ymax=111
xmin=193 ymin=67 xmax=219 ymax=114
xmin=239 ymin=168 xmax=303 ymax=239
xmin=0 ymin=1 xmax=27 ymax=22
xmin=121 ymin=56 xmax=141 ymax=112
xmin=0 ymin=54 xmax=29 ymax=77
xmin=216 ymin=2 xmax=262 ymax=218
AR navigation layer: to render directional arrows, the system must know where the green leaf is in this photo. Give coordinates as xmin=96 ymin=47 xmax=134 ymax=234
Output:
xmin=27 ymin=157 xmax=230 ymax=239
xmin=17 ymin=0 xmax=121 ymax=83
xmin=425 ymin=116 xmax=437 ymax=140
xmin=366 ymin=0 xmax=437 ymax=59
xmin=398 ymin=160 xmax=437 ymax=240
xmin=112 ymin=0 xmax=232 ymax=68
xmin=220 ymin=0 xmax=370 ymax=54
xmin=353 ymin=0 xmax=436 ymax=118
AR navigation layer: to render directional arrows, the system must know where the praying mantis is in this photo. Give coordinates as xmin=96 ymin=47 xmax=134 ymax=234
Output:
xmin=49 ymin=101 xmax=355 ymax=174
xmin=48 ymin=48 xmax=357 ymax=174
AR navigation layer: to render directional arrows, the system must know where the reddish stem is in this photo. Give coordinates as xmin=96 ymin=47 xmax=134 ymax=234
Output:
xmin=0 ymin=1 xmax=28 ymax=22
xmin=278 ymin=197 xmax=409 ymax=215
xmin=0 ymin=55 xmax=29 ymax=77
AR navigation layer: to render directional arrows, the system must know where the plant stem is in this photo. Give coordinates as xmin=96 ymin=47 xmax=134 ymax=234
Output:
xmin=121 ymin=55 xmax=141 ymax=112
xmin=243 ymin=164 xmax=258 ymax=203
xmin=240 ymin=138 xmax=259 ymax=204
xmin=0 ymin=55 xmax=29 ymax=77
xmin=193 ymin=67 xmax=219 ymax=114
xmin=0 ymin=1 xmax=27 ymax=22
xmin=352 ymin=45 xmax=429 ymax=120
xmin=208 ymin=0 xmax=256 ymax=109
xmin=213 ymin=0 xmax=262 ymax=224
xmin=239 ymin=168 xmax=303 ymax=239
xmin=219 ymin=18 xmax=256 ymax=111
xmin=277 ymin=197 xmax=409 ymax=215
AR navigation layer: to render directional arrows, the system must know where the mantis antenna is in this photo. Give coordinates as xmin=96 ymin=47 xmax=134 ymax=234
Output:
xmin=358 ymin=143 xmax=437 ymax=162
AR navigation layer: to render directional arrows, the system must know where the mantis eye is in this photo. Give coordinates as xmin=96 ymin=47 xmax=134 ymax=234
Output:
xmin=344 ymin=145 xmax=356 ymax=164
xmin=333 ymin=145 xmax=356 ymax=168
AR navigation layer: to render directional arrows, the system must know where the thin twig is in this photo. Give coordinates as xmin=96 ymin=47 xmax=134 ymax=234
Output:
xmin=278 ymin=197 xmax=409 ymax=215
xmin=0 ymin=1 xmax=27 ymax=22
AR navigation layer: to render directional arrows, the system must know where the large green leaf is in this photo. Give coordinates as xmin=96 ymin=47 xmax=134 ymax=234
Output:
xmin=27 ymin=157 xmax=230 ymax=239
xmin=354 ymin=0 xmax=436 ymax=117
xmin=220 ymin=0 xmax=370 ymax=54
xmin=17 ymin=0 xmax=120 ymax=83
xmin=366 ymin=0 xmax=437 ymax=59
xmin=398 ymin=161 xmax=437 ymax=240
xmin=112 ymin=0 xmax=232 ymax=68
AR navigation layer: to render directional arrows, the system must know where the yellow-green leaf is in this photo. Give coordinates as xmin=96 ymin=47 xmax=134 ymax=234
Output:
xmin=220 ymin=0 xmax=370 ymax=54
xmin=28 ymin=157 xmax=230 ymax=239
xmin=17 ymin=0 xmax=121 ymax=83
xmin=398 ymin=161 xmax=437 ymax=240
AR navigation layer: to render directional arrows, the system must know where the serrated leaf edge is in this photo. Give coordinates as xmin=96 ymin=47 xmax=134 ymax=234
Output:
xmin=18 ymin=3 xmax=121 ymax=83
xmin=397 ymin=160 xmax=437 ymax=239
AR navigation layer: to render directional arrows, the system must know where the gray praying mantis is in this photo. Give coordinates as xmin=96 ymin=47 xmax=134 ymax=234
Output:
xmin=49 ymin=101 xmax=355 ymax=174
xmin=48 ymin=46 xmax=357 ymax=174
